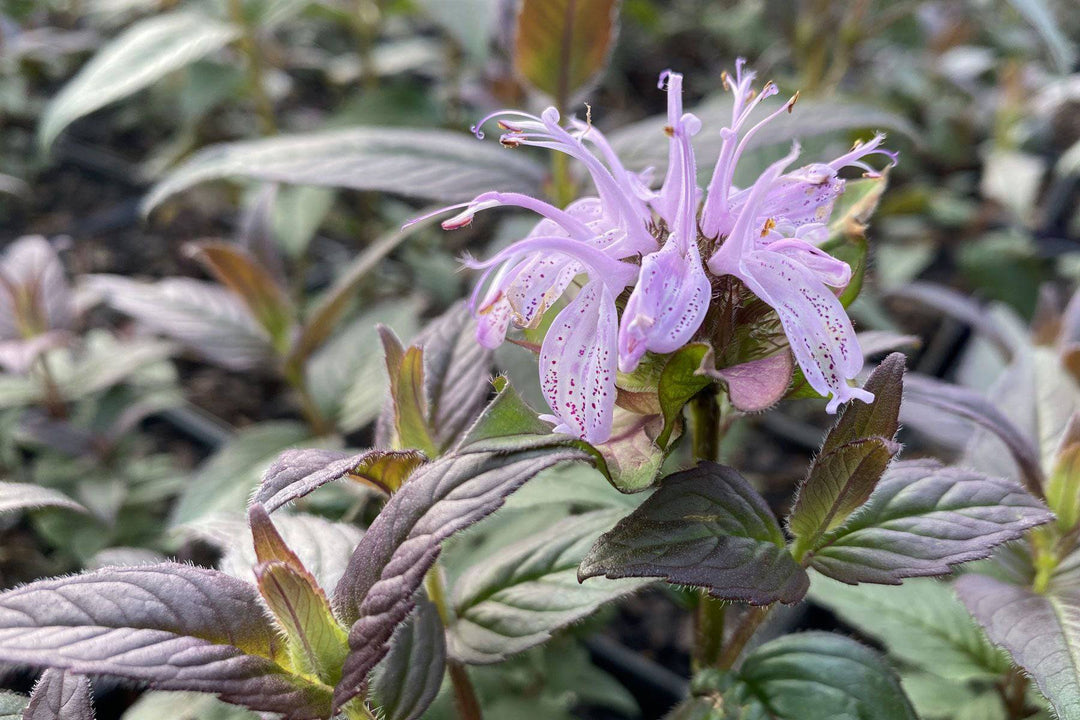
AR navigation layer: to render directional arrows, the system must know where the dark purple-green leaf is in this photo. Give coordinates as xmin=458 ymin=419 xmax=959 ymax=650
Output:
xmin=956 ymin=574 xmax=1080 ymax=719
xmin=809 ymin=460 xmax=1053 ymax=584
xmin=331 ymin=444 xmax=586 ymax=711
xmin=24 ymin=670 xmax=94 ymax=720
xmin=578 ymin=463 xmax=809 ymax=605
xmin=0 ymin=564 xmax=331 ymax=719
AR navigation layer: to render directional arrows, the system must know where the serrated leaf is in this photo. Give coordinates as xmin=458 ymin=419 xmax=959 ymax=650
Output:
xmin=248 ymin=505 xmax=349 ymax=683
xmin=185 ymin=242 xmax=294 ymax=352
xmin=253 ymin=447 xmax=426 ymax=512
xmin=727 ymin=632 xmax=917 ymax=720
xmin=24 ymin=670 xmax=94 ymax=720
xmin=39 ymin=12 xmax=239 ymax=150
xmin=789 ymin=354 xmax=905 ymax=549
xmin=513 ymin=0 xmax=619 ymax=104
xmin=142 ymin=128 xmax=546 ymax=212
xmin=0 ymin=482 xmax=86 ymax=516
xmin=455 ymin=377 xmax=556 ymax=451
xmin=331 ymin=444 xmax=586 ymax=711
xmin=449 ymin=509 xmax=649 ymax=664
xmin=85 ymin=275 xmax=272 ymax=371
xmin=809 ymin=574 xmax=1009 ymax=681
xmin=904 ymin=372 xmax=1045 ymax=494
xmin=171 ymin=421 xmax=311 ymax=526
xmin=579 ymin=463 xmax=809 ymax=605
xmin=956 ymin=574 xmax=1080 ymax=719
xmin=0 ymin=564 xmax=332 ymax=719
xmin=370 ymin=597 xmax=446 ymax=720
xmin=808 ymin=460 xmax=1053 ymax=584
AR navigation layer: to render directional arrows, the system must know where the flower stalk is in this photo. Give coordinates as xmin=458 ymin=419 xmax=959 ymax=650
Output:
xmin=425 ymin=565 xmax=483 ymax=720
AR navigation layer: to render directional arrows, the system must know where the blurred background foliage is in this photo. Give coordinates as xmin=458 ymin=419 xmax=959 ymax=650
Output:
xmin=0 ymin=0 xmax=1078 ymax=718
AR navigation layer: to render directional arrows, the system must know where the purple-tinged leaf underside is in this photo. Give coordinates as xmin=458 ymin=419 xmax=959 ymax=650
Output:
xmin=330 ymin=445 xmax=586 ymax=711
xmin=253 ymin=447 xmax=426 ymax=512
xmin=578 ymin=463 xmax=810 ymax=605
xmin=903 ymin=372 xmax=1045 ymax=495
xmin=809 ymin=460 xmax=1053 ymax=584
xmin=24 ymin=669 xmax=94 ymax=720
xmin=956 ymin=574 xmax=1080 ymax=719
xmin=450 ymin=509 xmax=649 ymax=664
xmin=369 ymin=597 xmax=445 ymax=720
xmin=0 ymin=564 xmax=332 ymax=719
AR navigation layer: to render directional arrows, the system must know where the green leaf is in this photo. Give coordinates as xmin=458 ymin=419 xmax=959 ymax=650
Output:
xmin=728 ymin=632 xmax=917 ymax=720
xmin=0 ymin=692 xmax=27 ymax=720
xmin=956 ymin=574 xmax=1080 ymax=719
xmin=121 ymin=692 xmax=258 ymax=720
xmin=1047 ymin=414 xmax=1080 ymax=531
xmin=370 ymin=598 xmax=446 ymax=720
xmin=456 ymin=376 xmax=559 ymax=451
xmin=1004 ymin=0 xmax=1076 ymax=72
xmin=449 ymin=509 xmax=649 ymax=663
xmin=514 ymin=0 xmax=619 ymax=104
xmin=590 ymin=407 xmax=666 ymax=493
xmin=809 ymin=575 xmax=1009 ymax=681
xmin=657 ymin=343 xmax=711 ymax=448
xmin=808 ymin=460 xmax=1053 ymax=584
xmin=39 ymin=12 xmax=239 ymax=150
xmin=249 ymin=506 xmax=348 ymax=684
xmin=579 ymin=462 xmax=809 ymax=604
xmin=789 ymin=353 xmax=905 ymax=551
xmin=142 ymin=128 xmax=547 ymax=213
xmin=379 ymin=326 xmax=439 ymax=456
xmin=170 ymin=421 xmax=311 ymax=526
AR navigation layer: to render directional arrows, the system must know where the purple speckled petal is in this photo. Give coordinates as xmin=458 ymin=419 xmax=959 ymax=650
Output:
xmin=617 ymin=241 xmax=710 ymax=373
xmin=736 ymin=250 xmax=869 ymax=413
xmin=540 ymin=280 xmax=618 ymax=442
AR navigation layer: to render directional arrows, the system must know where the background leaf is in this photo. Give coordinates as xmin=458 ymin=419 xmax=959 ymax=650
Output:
xmin=39 ymin=12 xmax=239 ymax=150
xmin=956 ymin=574 xmax=1080 ymax=719
xmin=0 ymin=482 xmax=86 ymax=516
xmin=449 ymin=509 xmax=649 ymax=664
xmin=579 ymin=462 xmax=809 ymax=605
xmin=809 ymin=574 xmax=1009 ymax=681
xmin=370 ymin=597 xmax=446 ymax=720
xmin=809 ymin=459 xmax=1052 ymax=584
xmin=142 ymin=128 xmax=547 ymax=212
xmin=727 ymin=632 xmax=917 ymax=720
xmin=514 ymin=0 xmax=619 ymax=104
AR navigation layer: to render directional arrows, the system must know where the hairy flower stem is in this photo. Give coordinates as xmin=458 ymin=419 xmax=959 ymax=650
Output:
xmin=716 ymin=606 xmax=771 ymax=670
xmin=227 ymin=0 xmax=278 ymax=135
xmin=425 ymin=565 xmax=484 ymax=720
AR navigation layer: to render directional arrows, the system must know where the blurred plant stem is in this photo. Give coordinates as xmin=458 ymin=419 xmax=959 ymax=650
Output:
xmin=283 ymin=363 xmax=334 ymax=437
xmin=425 ymin=565 xmax=484 ymax=720
xmin=227 ymin=0 xmax=278 ymax=135
xmin=35 ymin=353 xmax=66 ymax=419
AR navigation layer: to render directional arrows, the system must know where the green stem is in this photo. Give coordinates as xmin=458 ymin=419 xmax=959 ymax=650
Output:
xmin=689 ymin=390 xmax=727 ymax=669
xmin=425 ymin=566 xmax=483 ymax=720
xmin=716 ymin=606 xmax=772 ymax=670
xmin=228 ymin=0 xmax=277 ymax=135
xmin=283 ymin=364 xmax=334 ymax=437
xmin=354 ymin=0 xmax=381 ymax=91
xmin=35 ymin=353 xmax=66 ymax=419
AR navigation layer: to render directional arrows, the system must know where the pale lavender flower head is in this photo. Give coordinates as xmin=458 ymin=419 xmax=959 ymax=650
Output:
xmin=415 ymin=59 xmax=896 ymax=442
